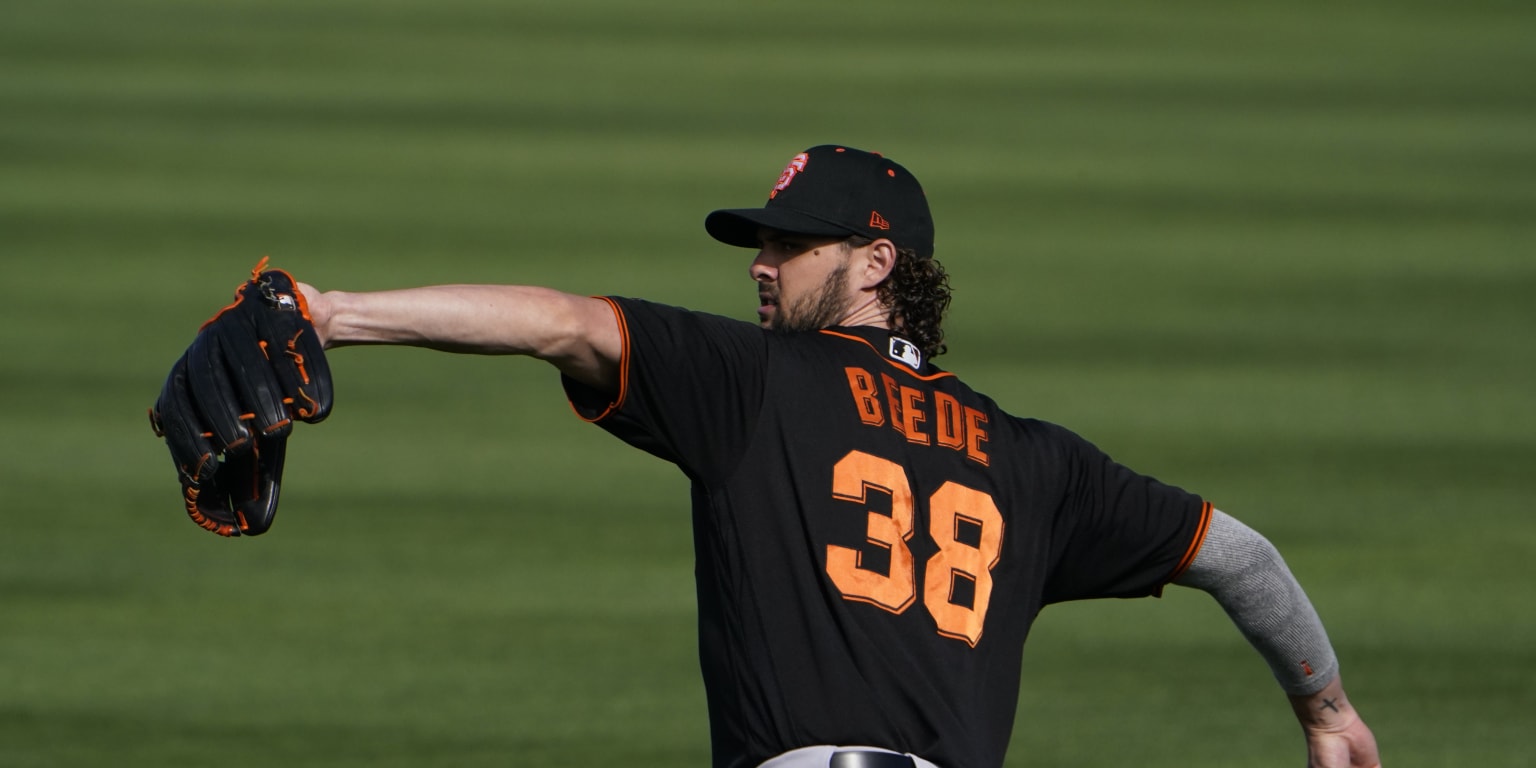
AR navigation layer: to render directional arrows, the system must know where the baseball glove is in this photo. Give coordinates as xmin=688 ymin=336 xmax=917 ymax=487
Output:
xmin=149 ymin=258 xmax=333 ymax=536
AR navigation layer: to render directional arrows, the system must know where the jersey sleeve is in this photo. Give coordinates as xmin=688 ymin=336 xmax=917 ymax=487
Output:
xmin=561 ymin=297 xmax=768 ymax=482
xmin=1034 ymin=420 xmax=1213 ymax=604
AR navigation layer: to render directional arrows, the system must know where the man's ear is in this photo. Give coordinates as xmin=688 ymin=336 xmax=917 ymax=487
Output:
xmin=857 ymin=238 xmax=898 ymax=290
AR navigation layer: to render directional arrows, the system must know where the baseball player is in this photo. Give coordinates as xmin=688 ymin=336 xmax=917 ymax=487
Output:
xmin=287 ymin=145 xmax=1379 ymax=767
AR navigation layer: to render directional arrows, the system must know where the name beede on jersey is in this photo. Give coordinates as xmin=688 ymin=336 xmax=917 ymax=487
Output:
xmin=841 ymin=361 xmax=991 ymax=467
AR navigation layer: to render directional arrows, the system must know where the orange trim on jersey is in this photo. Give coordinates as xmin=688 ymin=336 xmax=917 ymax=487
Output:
xmin=1167 ymin=500 xmax=1215 ymax=582
xmin=818 ymin=330 xmax=956 ymax=382
xmin=567 ymin=296 xmax=629 ymax=423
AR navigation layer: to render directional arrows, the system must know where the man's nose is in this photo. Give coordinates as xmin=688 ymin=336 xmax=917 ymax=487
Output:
xmin=749 ymin=252 xmax=776 ymax=282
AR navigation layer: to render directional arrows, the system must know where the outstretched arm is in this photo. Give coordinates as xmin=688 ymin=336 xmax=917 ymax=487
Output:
xmin=1174 ymin=510 xmax=1382 ymax=767
xmin=297 ymin=283 xmax=623 ymax=393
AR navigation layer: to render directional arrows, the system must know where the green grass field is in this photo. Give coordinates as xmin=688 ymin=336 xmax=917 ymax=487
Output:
xmin=3 ymin=0 xmax=1533 ymax=765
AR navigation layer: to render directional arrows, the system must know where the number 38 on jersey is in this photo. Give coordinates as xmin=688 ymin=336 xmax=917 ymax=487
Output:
xmin=826 ymin=450 xmax=1004 ymax=647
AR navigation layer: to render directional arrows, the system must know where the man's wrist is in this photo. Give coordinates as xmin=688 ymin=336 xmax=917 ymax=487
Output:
xmin=1288 ymin=674 xmax=1357 ymax=731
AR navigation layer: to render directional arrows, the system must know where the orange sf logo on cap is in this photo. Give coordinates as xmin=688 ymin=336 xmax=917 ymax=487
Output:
xmin=770 ymin=152 xmax=810 ymax=199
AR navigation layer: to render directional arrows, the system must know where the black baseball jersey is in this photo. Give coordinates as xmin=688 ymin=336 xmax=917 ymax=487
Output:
xmin=562 ymin=298 xmax=1212 ymax=768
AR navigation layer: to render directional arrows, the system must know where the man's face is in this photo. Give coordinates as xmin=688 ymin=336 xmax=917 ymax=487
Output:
xmin=749 ymin=228 xmax=854 ymax=332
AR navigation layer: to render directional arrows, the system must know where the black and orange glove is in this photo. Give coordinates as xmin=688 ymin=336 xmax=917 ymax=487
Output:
xmin=149 ymin=258 xmax=333 ymax=536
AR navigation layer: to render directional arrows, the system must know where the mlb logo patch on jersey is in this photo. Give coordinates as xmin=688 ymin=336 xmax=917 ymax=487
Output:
xmin=888 ymin=336 xmax=923 ymax=370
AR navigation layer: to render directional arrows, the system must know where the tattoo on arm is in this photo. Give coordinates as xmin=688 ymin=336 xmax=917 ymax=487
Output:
xmin=1320 ymin=697 xmax=1340 ymax=713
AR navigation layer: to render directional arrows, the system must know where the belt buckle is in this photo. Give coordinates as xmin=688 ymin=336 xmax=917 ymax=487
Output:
xmin=828 ymin=750 xmax=917 ymax=768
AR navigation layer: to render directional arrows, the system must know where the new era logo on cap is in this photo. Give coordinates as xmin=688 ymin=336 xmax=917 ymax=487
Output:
xmin=705 ymin=145 xmax=936 ymax=259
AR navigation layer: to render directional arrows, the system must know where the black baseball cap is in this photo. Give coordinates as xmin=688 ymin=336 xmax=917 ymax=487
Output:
xmin=705 ymin=145 xmax=935 ymax=258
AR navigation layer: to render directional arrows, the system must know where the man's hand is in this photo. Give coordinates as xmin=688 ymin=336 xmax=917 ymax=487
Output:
xmin=150 ymin=261 xmax=333 ymax=536
xmin=295 ymin=282 xmax=332 ymax=346
xmin=1289 ymin=675 xmax=1382 ymax=767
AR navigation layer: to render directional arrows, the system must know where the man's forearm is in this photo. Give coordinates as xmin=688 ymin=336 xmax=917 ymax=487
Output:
xmin=1173 ymin=509 xmax=1338 ymax=695
xmin=301 ymin=283 xmax=623 ymax=391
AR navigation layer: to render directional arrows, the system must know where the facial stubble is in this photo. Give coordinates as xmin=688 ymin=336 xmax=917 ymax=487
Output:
xmin=772 ymin=262 xmax=851 ymax=333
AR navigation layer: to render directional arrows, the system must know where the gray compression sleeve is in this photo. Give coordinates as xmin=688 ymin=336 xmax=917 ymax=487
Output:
xmin=1173 ymin=509 xmax=1339 ymax=696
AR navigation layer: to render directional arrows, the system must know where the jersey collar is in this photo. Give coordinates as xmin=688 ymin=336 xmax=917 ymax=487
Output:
xmin=821 ymin=325 xmax=931 ymax=375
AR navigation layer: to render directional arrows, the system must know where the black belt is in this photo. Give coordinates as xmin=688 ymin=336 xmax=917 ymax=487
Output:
xmin=829 ymin=751 xmax=917 ymax=768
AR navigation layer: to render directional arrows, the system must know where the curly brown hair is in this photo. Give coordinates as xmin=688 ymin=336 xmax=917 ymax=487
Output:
xmin=846 ymin=236 xmax=953 ymax=358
